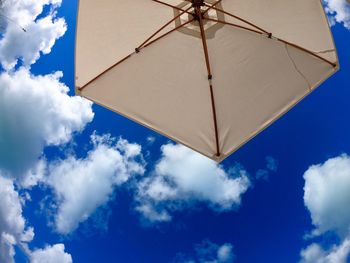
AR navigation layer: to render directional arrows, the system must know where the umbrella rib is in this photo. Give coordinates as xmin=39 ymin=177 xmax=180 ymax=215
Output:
xmin=209 ymin=82 xmax=221 ymax=157
xmin=202 ymin=0 xmax=223 ymax=15
xmin=78 ymin=54 xmax=133 ymax=91
xmin=78 ymin=20 xmax=194 ymax=92
xmin=203 ymin=4 xmax=269 ymax=34
xmin=137 ymin=5 xmax=193 ymax=50
xmin=276 ymin=38 xmax=337 ymax=67
xmin=143 ymin=18 xmax=194 ymax=48
xmin=196 ymin=6 xmax=220 ymax=157
xmin=196 ymin=8 xmax=212 ymax=77
xmin=205 ymin=17 xmax=264 ymax=35
xmin=205 ymin=18 xmax=337 ymax=68
xmin=152 ymin=0 xmax=193 ymax=16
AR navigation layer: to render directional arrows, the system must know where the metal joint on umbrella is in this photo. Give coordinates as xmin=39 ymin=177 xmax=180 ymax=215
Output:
xmin=264 ymin=32 xmax=277 ymax=40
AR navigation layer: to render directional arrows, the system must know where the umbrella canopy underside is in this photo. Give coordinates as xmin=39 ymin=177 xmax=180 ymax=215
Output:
xmin=75 ymin=0 xmax=338 ymax=162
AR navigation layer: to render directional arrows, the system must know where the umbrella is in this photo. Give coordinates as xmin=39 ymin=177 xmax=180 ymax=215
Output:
xmin=75 ymin=0 xmax=339 ymax=162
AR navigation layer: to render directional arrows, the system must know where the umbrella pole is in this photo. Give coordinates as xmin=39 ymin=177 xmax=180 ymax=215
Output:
xmin=195 ymin=5 xmax=221 ymax=157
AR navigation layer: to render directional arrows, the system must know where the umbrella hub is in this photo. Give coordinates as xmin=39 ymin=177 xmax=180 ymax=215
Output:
xmin=191 ymin=0 xmax=204 ymax=8
xmin=173 ymin=0 xmax=225 ymax=39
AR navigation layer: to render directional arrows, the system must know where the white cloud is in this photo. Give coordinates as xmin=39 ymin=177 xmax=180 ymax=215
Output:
xmin=300 ymin=239 xmax=350 ymax=263
xmin=146 ymin=136 xmax=156 ymax=145
xmin=266 ymin=156 xmax=278 ymax=172
xmin=135 ymin=144 xmax=250 ymax=223
xmin=300 ymin=155 xmax=350 ymax=263
xmin=255 ymin=156 xmax=278 ymax=181
xmin=216 ymin=244 xmax=235 ymax=263
xmin=0 ymin=0 xmax=66 ymax=69
xmin=300 ymin=244 xmax=327 ymax=263
xmin=20 ymin=159 xmax=47 ymax=189
xmin=303 ymin=154 xmax=350 ymax=237
xmin=0 ymin=233 xmax=16 ymax=263
xmin=0 ymin=175 xmax=34 ymax=262
xmin=0 ymin=69 xmax=94 ymax=181
xmin=174 ymin=240 xmax=235 ymax=263
xmin=0 ymin=174 xmax=74 ymax=262
xmin=46 ymin=134 xmax=145 ymax=234
xmin=324 ymin=0 xmax=350 ymax=29
xmin=0 ymin=1 xmax=85 ymax=262
xmin=30 ymin=244 xmax=72 ymax=263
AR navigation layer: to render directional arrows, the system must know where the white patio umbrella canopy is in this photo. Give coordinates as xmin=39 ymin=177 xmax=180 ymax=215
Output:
xmin=75 ymin=0 xmax=338 ymax=162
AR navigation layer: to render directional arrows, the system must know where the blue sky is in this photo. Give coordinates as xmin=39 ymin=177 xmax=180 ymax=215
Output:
xmin=0 ymin=0 xmax=350 ymax=262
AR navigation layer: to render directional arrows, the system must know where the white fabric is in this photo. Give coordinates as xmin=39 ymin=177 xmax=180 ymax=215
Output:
xmin=75 ymin=0 xmax=338 ymax=161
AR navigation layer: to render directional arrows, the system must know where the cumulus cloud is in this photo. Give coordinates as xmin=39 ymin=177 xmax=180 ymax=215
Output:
xmin=135 ymin=144 xmax=250 ymax=223
xmin=20 ymin=159 xmax=48 ymax=189
xmin=303 ymin=154 xmax=350 ymax=237
xmin=30 ymin=244 xmax=72 ymax=263
xmin=0 ymin=1 xmax=86 ymax=262
xmin=300 ymin=239 xmax=350 ymax=263
xmin=0 ymin=0 xmax=66 ymax=69
xmin=0 ymin=173 xmax=74 ymax=262
xmin=324 ymin=0 xmax=350 ymax=29
xmin=300 ymin=155 xmax=350 ymax=263
xmin=174 ymin=240 xmax=235 ymax=263
xmin=0 ymin=69 xmax=94 ymax=181
xmin=46 ymin=134 xmax=145 ymax=234
xmin=0 ymin=175 xmax=34 ymax=262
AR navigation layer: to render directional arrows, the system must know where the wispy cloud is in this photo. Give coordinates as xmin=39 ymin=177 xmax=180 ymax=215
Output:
xmin=173 ymin=239 xmax=235 ymax=263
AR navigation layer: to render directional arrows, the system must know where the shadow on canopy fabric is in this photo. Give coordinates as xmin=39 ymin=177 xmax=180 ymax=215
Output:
xmin=75 ymin=0 xmax=339 ymax=162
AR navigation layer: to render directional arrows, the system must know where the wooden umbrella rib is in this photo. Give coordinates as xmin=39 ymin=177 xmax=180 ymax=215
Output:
xmin=206 ymin=18 xmax=336 ymax=68
xmin=78 ymin=54 xmax=132 ymax=91
xmin=205 ymin=17 xmax=264 ymax=35
xmin=79 ymin=20 xmax=193 ymax=92
xmin=144 ymin=19 xmax=194 ymax=48
xmin=276 ymin=38 xmax=337 ymax=67
xmin=209 ymin=83 xmax=220 ymax=157
xmin=196 ymin=6 xmax=220 ymax=157
xmin=152 ymin=0 xmax=193 ymax=15
xmin=196 ymin=7 xmax=212 ymax=77
xmin=202 ymin=0 xmax=222 ymax=15
xmin=204 ymin=4 xmax=268 ymax=34
xmin=138 ymin=5 xmax=193 ymax=50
